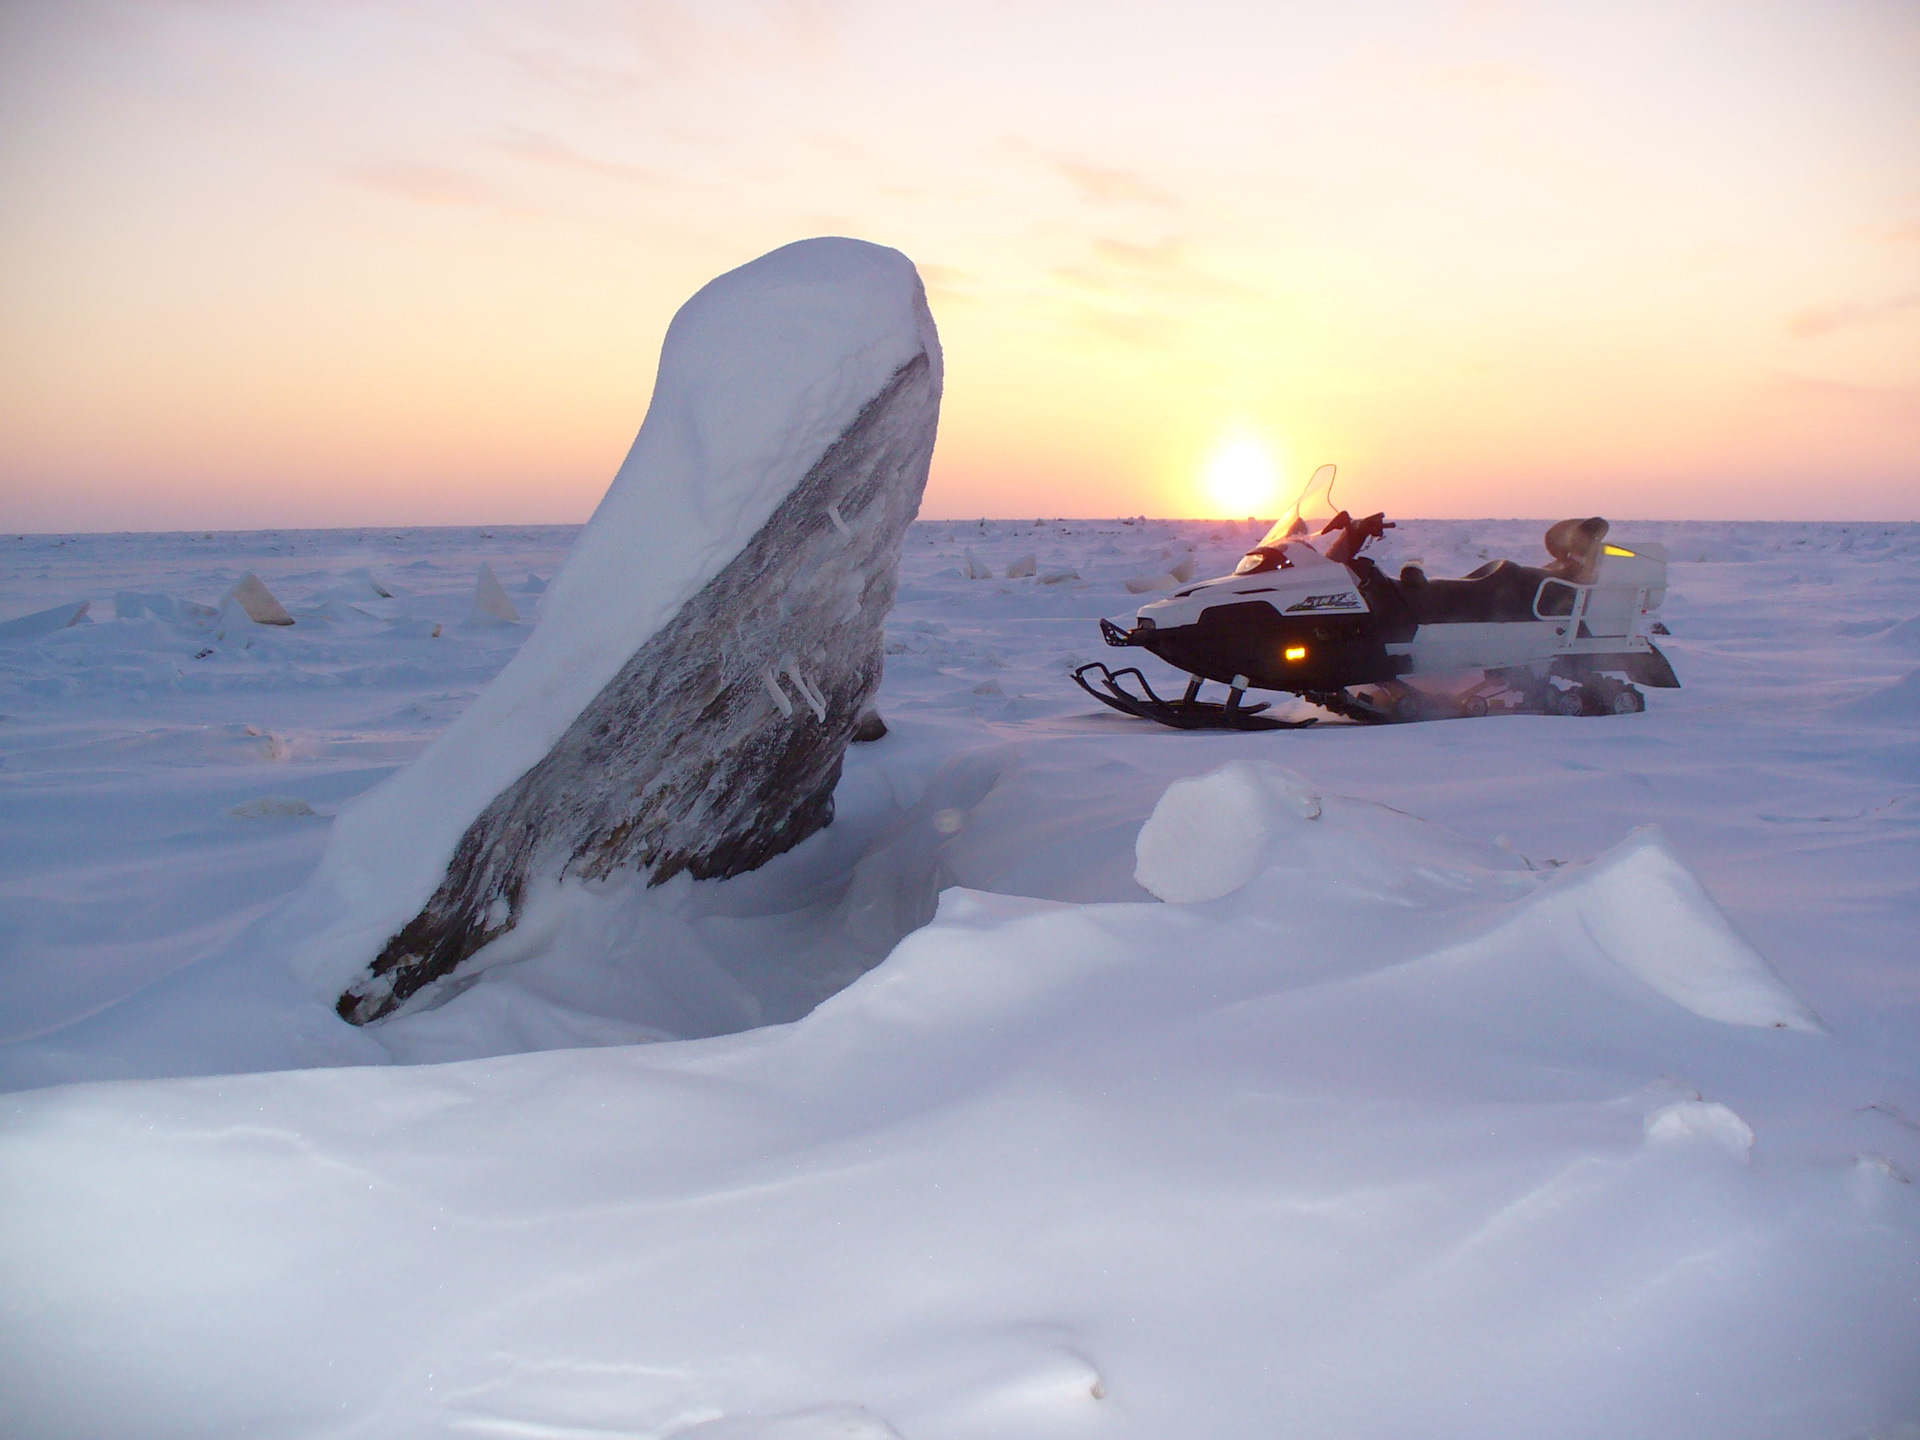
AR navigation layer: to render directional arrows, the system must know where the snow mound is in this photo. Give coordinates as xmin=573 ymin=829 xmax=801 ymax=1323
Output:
xmin=1527 ymin=827 xmax=1821 ymax=1030
xmin=1132 ymin=758 xmax=1525 ymax=908
xmin=1842 ymin=667 xmax=1920 ymax=722
xmin=1644 ymin=1099 xmax=1755 ymax=1157
xmin=113 ymin=591 xmax=180 ymax=621
xmin=1880 ymin=615 xmax=1920 ymax=653
xmin=230 ymin=795 xmax=318 ymax=819
xmin=670 ymin=1408 xmax=902 ymax=1439
xmin=310 ymin=569 xmax=393 ymax=604
xmin=1134 ymin=760 xmax=1322 ymax=901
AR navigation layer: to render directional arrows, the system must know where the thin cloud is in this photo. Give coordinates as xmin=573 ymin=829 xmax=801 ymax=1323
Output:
xmin=486 ymin=0 xmax=840 ymax=98
xmin=489 ymin=131 xmax=676 ymax=186
xmin=351 ymin=162 xmax=499 ymax=208
xmin=1764 ymin=371 xmax=1920 ymax=422
xmin=1051 ymin=158 xmax=1175 ymax=208
xmin=1055 ymin=237 xmax=1252 ymax=298
xmin=1787 ymin=292 xmax=1920 ymax=338
xmin=1092 ymin=237 xmax=1190 ymax=270
xmin=1065 ymin=304 xmax=1179 ymax=347
xmin=915 ymin=263 xmax=976 ymax=303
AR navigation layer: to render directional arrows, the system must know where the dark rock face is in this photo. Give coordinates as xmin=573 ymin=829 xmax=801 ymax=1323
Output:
xmin=338 ymin=353 xmax=939 ymax=1025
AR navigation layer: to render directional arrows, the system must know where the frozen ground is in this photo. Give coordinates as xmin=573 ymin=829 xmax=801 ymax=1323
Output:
xmin=3 ymin=515 xmax=1919 ymax=1438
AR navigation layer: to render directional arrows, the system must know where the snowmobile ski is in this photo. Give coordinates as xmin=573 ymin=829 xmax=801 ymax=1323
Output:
xmin=1073 ymin=662 xmax=1318 ymax=730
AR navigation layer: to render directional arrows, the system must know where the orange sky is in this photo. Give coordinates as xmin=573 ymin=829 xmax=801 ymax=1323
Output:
xmin=2 ymin=0 xmax=1917 ymax=530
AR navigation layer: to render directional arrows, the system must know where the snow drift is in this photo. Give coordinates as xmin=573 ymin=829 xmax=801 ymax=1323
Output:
xmin=1 ymin=753 xmax=1907 ymax=1440
xmin=295 ymin=237 xmax=942 ymax=1023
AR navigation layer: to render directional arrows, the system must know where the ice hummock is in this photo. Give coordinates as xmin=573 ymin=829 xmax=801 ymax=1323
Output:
xmin=225 ymin=572 xmax=294 ymax=626
xmin=301 ymin=238 xmax=943 ymax=1019
xmin=0 ymin=600 xmax=90 ymax=640
xmin=468 ymin=562 xmax=521 ymax=625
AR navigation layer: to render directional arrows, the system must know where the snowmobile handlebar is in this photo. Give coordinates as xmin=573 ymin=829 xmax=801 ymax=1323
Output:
xmin=1323 ymin=512 xmax=1391 ymax=565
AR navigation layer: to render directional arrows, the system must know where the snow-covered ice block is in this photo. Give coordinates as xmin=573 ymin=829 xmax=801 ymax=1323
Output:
xmin=1644 ymin=1099 xmax=1754 ymax=1157
xmin=1004 ymin=553 xmax=1037 ymax=579
xmin=1134 ymin=760 xmax=1323 ymax=903
xmin=303 ymin=237 xmax=942 ymax=1024
xmin=469 ymin=562 xmax=522 ymax=624
xmin=0 ymin=599 xmax=90 ymax=640
xmin=961 ymin=548 xmax=991 ymax=580
xmin=1124 ymin=570 xmax=1179 ymax=594
xmin=1530 ymin=827 xmax=1821 ymax=1030
xmin=224 ymin=573 xmax=294 ymax=626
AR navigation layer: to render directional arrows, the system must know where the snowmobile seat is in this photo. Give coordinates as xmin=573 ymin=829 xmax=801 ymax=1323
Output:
xmin=1396 ymin=560 xmax=1554 ymax=624
xmin=1391 ymin=517 xmax=1610 ymax=625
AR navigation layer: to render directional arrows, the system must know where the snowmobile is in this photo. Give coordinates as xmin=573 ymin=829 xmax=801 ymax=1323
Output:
xmin=1074 ymin=464 xmax=1679 ymax=730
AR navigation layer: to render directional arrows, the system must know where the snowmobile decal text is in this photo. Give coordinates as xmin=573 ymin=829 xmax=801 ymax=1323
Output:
xmin=1285 ymin=592 xmax=1365 ymax=613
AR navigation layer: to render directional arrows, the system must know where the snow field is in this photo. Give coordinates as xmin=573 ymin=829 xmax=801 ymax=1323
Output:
xmin=2 ymin=515 xmax=1919 ymax=1436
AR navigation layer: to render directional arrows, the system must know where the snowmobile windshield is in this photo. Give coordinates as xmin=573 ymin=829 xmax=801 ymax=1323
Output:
xmin=1253 ymin=464 xmax=1338 ymax=552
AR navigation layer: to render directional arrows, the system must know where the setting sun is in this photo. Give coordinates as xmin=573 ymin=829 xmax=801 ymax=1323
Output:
xmin=1202 ymin=432 xmax=1283 ymax=518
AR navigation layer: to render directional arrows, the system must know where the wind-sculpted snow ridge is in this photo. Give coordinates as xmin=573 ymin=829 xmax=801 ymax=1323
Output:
xmin=301 ymin=238 xmax=941 ymax=1024
xmin=1134 ymin=760 xmax=1823 ymax=1031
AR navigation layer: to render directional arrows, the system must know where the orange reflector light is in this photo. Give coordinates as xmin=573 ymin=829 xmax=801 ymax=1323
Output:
xmin=1603 ymin=544 xmax=1636 ymax=557
xmin=1284 ymin=646 xmax=1308 ymax=661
